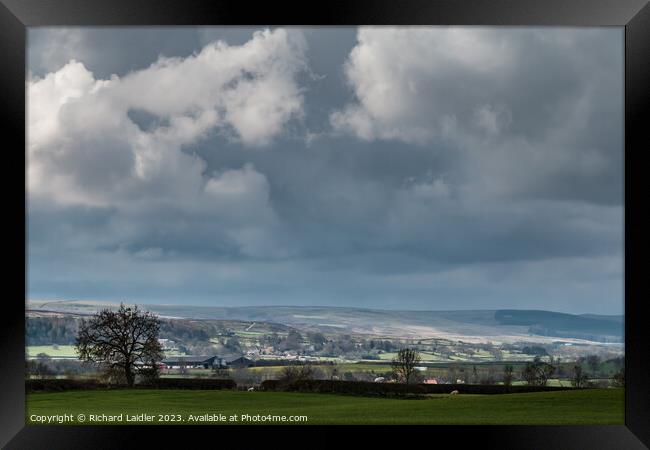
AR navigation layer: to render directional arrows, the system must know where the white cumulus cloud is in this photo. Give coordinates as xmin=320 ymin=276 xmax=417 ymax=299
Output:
xmin=27 ymin=28 xmax=308 ymax=257
xmin=330 ymin=27 xmax=516 ymax=143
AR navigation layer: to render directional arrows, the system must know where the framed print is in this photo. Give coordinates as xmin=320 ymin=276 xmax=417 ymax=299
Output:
xmin=1 ymin=0 xmax=649 ymax=448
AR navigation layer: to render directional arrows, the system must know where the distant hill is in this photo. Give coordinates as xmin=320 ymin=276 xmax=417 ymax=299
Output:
xmin=494 ymin=310 xmax=623 ymax=342
xmin=27 ymin=300 xmax=623 ymax=344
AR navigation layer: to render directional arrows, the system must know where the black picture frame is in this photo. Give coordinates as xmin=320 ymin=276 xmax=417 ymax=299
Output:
xmin=2 ymin=0 xmax=648 ymax=448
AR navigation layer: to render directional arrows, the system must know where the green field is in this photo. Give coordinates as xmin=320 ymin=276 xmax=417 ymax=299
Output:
xmin=26 ymin=388 xmax=623 ymax=425
xmin=27 ymin=345 xmax=78 ymax=358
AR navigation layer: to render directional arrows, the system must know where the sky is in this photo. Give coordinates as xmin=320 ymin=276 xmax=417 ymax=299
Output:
xmin=26 ymin=27 xmax=624 ymax=314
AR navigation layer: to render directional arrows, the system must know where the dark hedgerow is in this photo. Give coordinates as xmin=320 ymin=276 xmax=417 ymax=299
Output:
xmin=26 ymin=378 xmax=236 ymax=392
xmin=26 ymin=379 xmax=106 ymax=392
xmin=259 ymin=379 xmax=582 ymax=397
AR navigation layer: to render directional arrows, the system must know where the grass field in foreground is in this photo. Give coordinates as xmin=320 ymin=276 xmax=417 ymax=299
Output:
xmin=27 ymin=388 xmax=623 ymax=425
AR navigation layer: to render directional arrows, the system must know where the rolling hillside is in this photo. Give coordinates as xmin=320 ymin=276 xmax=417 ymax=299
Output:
xmin=27 ymin=300 xmax=623 ymax=344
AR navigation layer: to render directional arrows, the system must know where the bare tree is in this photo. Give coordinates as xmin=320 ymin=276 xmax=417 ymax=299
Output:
xmin=502 ymin=365 xmax=514 ymax=386
xmin=471 ymin=365 xmax=479 ymax=384
xmin=612 ymin=368 xmax=624 ymax=388
xmin=279 ymin=363 xmax=315 ymax=382
xmin=571 ymin=365 xmax=588 ymax=388
xmin=75 ymin=303 xmax=163 ymax=387
xmin=391 ymin=348 xmax=422 ymax=384
xmin=447 ymin=363 xmax=459 ymax=383
xmin=522 ymin=356 xmax=556 ymax=386
xmin=176 ymin=356 xmax=189 ymax=376
xmin=26 ymin=360 xmax=55 ymax=379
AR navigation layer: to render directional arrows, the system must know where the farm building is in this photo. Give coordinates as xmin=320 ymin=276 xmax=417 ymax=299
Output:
xmin=162 ymin=356 xmax=220 ymax=369
xmin=225 ymin=356 xmax=254 ymax=368
xmin=161 ymin=355 xmax=254 ymax=369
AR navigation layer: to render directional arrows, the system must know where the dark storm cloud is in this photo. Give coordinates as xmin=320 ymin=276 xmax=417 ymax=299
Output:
xmin=27 ymin=27 xmax=624 ymax=313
